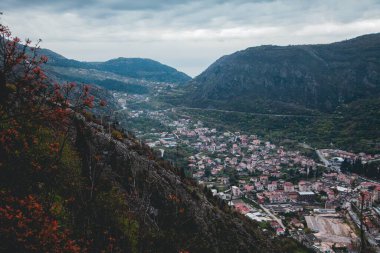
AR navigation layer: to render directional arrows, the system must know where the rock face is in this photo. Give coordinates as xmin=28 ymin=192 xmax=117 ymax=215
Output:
xmin=73 ymin=118 xmax=300 ymax=253
xmin=183 ymin=33 xmax=380 ymax=114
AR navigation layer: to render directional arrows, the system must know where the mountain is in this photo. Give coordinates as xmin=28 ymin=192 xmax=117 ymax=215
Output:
xmin=37 ymin=48 xmax=191 ymax=94
xmin=93 ymin=57 xmax=191 ymax=83
xmin=180 ymin=33 xmax=380 ymax=114
xmin=1 ymin=30 xmax=308 ymax=252
xmin=161 ymin=34 xmax=380 ymax=153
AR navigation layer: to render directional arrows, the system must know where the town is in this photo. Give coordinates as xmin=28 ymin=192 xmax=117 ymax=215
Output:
xmin=114 ymin=91 xmax=380 ymax=253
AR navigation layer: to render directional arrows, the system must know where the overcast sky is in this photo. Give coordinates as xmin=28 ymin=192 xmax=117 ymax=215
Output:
xmin=1 ymin=0 xmax=380 ymax=77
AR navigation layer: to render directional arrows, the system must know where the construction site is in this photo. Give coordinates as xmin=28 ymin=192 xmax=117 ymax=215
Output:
xmin=305 ymin=214 xmax=358 ymax=250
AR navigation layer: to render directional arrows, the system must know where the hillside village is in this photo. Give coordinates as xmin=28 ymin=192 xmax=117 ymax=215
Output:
xmin=113 ymin=91 xmax=380 ymax=252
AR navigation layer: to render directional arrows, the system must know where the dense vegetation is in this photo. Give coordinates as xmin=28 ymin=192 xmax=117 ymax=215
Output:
xmin=181 ymin=33 xmax=380 ymax=114
xmin=39 ymin=48 xmax=191 ymax=84
xmin=0 ymin=23 xmax=310 ymax=253
xmin=172 ymin=98 xmax=380 ymax=153
xmin=95 ymin=79 xmax=149 ymax=94
xmin=93 ymin=57 xmax=191 ymax=83
xmin=160 ymin=34 xmax=380 ymax=153
xmin=341 ymin=159 xmax=380 ymax=180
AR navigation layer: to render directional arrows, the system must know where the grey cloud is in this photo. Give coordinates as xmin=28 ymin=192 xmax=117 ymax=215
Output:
xmin=1 ymin=0 xmax=380 ymax=76
xmin=1 ymin=0 xmax=198 ymax=12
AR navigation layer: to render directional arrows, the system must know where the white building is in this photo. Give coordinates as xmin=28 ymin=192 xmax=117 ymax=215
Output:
xmin=284 ymin=182 xmax=295 ymax=192
xmin=267 ymin=182 xmax=278 ymax=192
xmin=232 ymin=186 xmax=241 ymax=197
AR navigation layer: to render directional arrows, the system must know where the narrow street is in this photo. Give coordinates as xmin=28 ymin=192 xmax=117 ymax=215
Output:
xmin=316 ymin=149 xmax=330 ymax=167
xmin=259 ymin=204 xmax=286 ymax=230
xmin=347 ymin=202 xmax=380 ymax=252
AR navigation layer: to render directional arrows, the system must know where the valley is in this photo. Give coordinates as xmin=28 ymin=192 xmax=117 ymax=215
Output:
xmin=39 ymin=33 xmax=380 ymax=252
xmin=2 ymin=2 xmax=380 ymax=252
xmin=110 ymin=84 xmax=380 ymax=252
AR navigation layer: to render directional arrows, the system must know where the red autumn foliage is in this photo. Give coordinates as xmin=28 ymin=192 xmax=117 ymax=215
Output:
xmin=0 ymin=21 xmax=108 ymax=158
xmin=0 ymin=21 xmax=109 ymax=252
xmin=0 ymin=191 xmax=81 ymax=252
xmin=48 ymin=142 xmax=60 ymax=154
xmin=0 ymin=22 xmax=106 ymax=130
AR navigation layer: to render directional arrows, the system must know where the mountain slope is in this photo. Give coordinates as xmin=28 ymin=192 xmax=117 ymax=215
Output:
xmin=181 ymin=33 xmax=380 ymax=114
xmin=37 ymin=48 xmax=191 ymax=93
xmin=92 ymin=57 xmax=191 ymax=83
xmin=73 ymin=116 xmax=307 ymax=252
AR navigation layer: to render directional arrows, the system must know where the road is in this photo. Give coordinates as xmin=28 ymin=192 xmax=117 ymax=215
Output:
xmin=358 ymin=176 xmax=380 ymax=185
xmin=347 ymin=202 xmax=380 ymax=252
xmin=316 ymin=149 xmax=330 ymax=167
xmin=259 ymin=204 xmax=286 ymax=230
xmin=246 ymin=196 xmax=286 ymax=230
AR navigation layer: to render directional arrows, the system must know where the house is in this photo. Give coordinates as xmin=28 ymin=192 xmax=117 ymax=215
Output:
xmin=268 ymin=191 xmax=287 ymax=203
xmin=325 ymin=189 xmax=335 ymax=200
xmin=217 ymin=192 xmax=227 ymax=200
xmin=325 ymin=200 xmax=340 ymax=209
xmin=219 ymin=177 xmax=229 ymax=185
xmin=256 ymin=193 xmax=265 ymax=204
xmin=323 ymin=173 xmax=338 ymax=180
xmin=255 ymin=182 xmax=264 ymax=191
xmin=337 ymin=173 xmax=353 ymax=185
xmin=298 ymin=192 xmax=315 ymax=202
xmin=260 ymin=175 xmax=269 ymax=184
xmin=267 ymin=182 xmax=278 ymax=192
xmin=276 ymin=228 xmax=285 ymax=236
xmin=238 ymin=162 xmax=247 ymax=169
xmin=244 ymin=185 xmax=254 ymax=192
xmin=290 ymin=218 xmax=304 ymax=229
xmin=276 ymin=181 xmax=284 ymax=190
xmin=359 ymin=191 xmax=374 ymax=209
xmin=269 ymin=221 xmax=281 ymax=229
xmin=298 ymin=181 xmax=311 ymax=192
xmin=234 ymin=202 xmax=251 ymax=214
xmin=232 ymin=186 xmax=241 ymax=197
xmin=312 ymin=181 xmax=323 ymax=192
xmin=360 ymin=181 xmax=380 ymax=191
xmin=287 ymin=192 xmax=299 ymax=202
xmin=250 ymin=177 xmax=258 ymax=183
xmin=271 ymin=172 xmax=281 ymax=178
xmin=284 ymin=182 xmax=294 ymax=192
xmin=376 ymin=186 xmax=380 ymax=201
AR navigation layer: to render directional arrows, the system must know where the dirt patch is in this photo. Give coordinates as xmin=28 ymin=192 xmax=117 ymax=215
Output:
xmin=305 ymin=214 xmax=357 ymax=245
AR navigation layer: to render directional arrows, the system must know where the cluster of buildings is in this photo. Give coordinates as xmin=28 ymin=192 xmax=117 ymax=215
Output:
xmin=115 ymin=98 xmax=380 ymax=252
xmin=320 ymin=148 xmax=380 ymax=166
